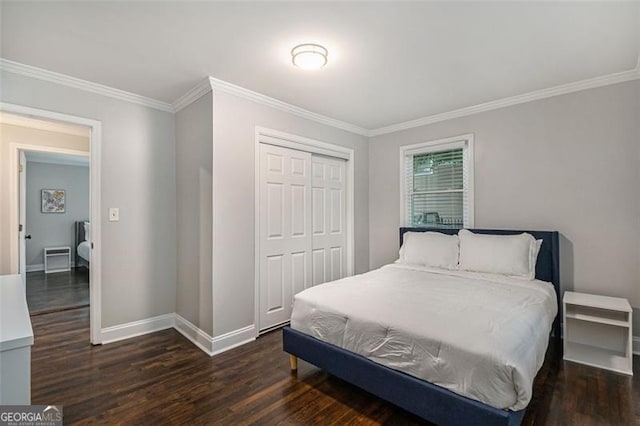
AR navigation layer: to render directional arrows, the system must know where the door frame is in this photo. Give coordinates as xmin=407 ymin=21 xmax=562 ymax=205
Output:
xmin=3 ymin=102 xmax=103 ymax=345
xmin=18 ymin=150 xmax=26 ymax=289
xmin=254 ymin=126 xmax=355 ymax=335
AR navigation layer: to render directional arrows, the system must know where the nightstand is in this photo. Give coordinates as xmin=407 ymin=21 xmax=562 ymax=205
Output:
xmin=563 ymin=291 xmax=633 ymax=375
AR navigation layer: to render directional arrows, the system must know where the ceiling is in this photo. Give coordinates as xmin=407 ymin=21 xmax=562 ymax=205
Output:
xmin=25 ymin=151 xmax=90 ymax=167
xmin=1 ymin=2 xmax=638 ymax=130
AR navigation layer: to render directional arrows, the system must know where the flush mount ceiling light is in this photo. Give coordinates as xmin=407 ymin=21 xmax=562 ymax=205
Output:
xmin=291 ymin=44 xmax=328 ymax=70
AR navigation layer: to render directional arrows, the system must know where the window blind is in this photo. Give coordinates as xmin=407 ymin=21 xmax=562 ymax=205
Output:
xmin=404 ymin=148 xmax=469 ymax=228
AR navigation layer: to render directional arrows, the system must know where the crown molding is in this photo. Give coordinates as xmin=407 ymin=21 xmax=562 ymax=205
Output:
xmin=173 ymin=76 xmax=370 ymax=136
xmin=0 ymin=58 xmax=174 ymax=113
xmin=172 ymin=77 xmax=214 ymax=112
xmin=369 ymin=67 xmax=640 ymax=137
xmin=3 ymin=57 xmax=638 ymax=139
xmin=207 ymin=76 xmax=370 ymax=137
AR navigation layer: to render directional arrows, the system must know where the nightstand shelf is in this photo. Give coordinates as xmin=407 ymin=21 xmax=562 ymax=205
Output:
xmin=563 ymin=291 xmax=632 ymax=375
xmin=44 ymin=246 xmax=71 ymax=274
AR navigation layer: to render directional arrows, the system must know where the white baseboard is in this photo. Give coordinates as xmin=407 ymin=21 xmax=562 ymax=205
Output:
xmin=174 ymin=314 xmax=255 ymax=356
xmin=211 ymin=324 xmax=256 ymax=356
xmin=99 ymin=312 xmax=255 ymax=356
xmin=101 ymin=313 xmax=175 ymax=344
xmin=26 ymin=264 xmax=44 ymax=272
xmin=633 ymin=337 xmax=640 ymax=356
xmin=26 ymin=262 xmax=78 ymax=273
xmin=174 ymin=314 xmax=215 ymax=355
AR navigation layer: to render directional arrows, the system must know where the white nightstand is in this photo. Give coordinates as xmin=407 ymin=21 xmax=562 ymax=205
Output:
xmin=563 ymin=291 xmax=633 ymax=375
xmin=44 ymin=246 xmax=71 ymax=274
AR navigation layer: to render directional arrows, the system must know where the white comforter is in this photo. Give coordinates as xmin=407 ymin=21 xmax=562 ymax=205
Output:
xmin=290 ymin=263 xmax=557 ymax=411
xmin=77 ymin=241 xmax=91 ymax=263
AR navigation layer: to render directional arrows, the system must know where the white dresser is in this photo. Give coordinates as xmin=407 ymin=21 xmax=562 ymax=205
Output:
xmin=0 ymin=275 xmax=34 ymax=404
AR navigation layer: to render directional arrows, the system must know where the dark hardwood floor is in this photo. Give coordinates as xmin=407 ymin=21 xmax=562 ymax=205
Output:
xmin=31 ymin=308 xmax=639 ymax=425
xmin=26 ymin=267 xmax=89 ymax=315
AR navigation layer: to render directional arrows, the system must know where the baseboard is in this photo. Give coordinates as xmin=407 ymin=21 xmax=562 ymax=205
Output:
xmin=173 ymin=314 xmax=255 ymax=356
xmin=26 ymin=262 xmax=78 ymax=273
xmin=174 ymin=314 xmax=215 ymax=355
xmin=211 ymin=324 xmax=256 ymax=356
xmin=26 ymin=264 xmax=44 ymax=272
xmin=101 ymin=313 xmax=175 ymax=344
xmin=99 ymin=312 xmax=255 ymax=356
xmin=633 ymin=337 xmax=640 ymax=356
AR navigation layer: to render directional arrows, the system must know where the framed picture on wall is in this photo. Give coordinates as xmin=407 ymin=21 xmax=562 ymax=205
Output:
xmin=42 ymin=189 xmax=66 ymax=213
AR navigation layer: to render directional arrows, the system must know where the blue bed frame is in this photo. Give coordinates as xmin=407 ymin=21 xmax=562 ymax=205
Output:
xmin=283 ymin=228 xmax=560 ymax=425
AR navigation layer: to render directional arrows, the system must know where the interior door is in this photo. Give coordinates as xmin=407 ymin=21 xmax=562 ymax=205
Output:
xmin=18 ymin=151 xmax=27 ymax=289
xmin=259 ymin=144 xmax=312 ymax=331
xmin=311 ymin=155 xmax=347 ymax=285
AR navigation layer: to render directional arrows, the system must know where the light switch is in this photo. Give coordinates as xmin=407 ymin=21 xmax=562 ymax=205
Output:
xmin=108 ymin=207 xmax=120 ymax=222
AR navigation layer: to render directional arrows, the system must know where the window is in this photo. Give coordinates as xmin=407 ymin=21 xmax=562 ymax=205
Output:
xmin=400 ymin=135 xmax=474 ymax=229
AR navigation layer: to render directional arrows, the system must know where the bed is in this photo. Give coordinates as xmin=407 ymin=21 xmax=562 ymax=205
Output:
xmin=75 ymin=221 xmax=91 ymax=267
xmin=283 ymin=228 xmax=560 ymax=426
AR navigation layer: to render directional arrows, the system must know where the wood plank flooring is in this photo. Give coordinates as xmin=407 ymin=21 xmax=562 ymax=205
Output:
xmin=31 ymin=308 xmax=639 ymax=425
xmin=26 ymin=267 xmax=89 ymax=315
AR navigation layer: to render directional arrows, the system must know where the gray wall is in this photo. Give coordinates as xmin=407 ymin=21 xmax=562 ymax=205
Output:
xmin=175 ymin=92 xmax=213 ymax=335
xmin=211 ymin=91 xmax=369 ymax=336
xmin=25 ymin=162 xmax=89 ymax=268
xmin=369 ymin=80 xmax=640 ymax=316
xmin=1 ymin=71 xmax=177 ymax=328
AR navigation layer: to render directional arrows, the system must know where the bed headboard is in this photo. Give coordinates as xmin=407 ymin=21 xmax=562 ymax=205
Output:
xmin=75 ymin=221 xmax=88 ymax=246
xmin=399 ymin=227 xmax=561 ymax=338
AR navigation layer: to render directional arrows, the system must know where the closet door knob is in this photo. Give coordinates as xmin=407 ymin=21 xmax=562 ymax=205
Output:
xmin=25 ymin=235 xmax=32 ymax=240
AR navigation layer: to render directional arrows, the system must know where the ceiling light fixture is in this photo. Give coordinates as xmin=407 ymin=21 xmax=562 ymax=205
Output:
xmin=291 ymin=44 xmax=328 ymax=70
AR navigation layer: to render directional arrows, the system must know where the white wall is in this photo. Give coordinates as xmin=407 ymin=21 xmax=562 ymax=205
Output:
xmin=1 ymin=71 xmax=177 ymax=328
xmin=175 ymin=92 xmax=213 ymax=335
xmin=0 ymin=123 xmax=89 ymax=274
xmin=25 ymin=161 xmax=89 ymax=268
xmin=369 ymin=80 xmax=640 ymax=315
xmin=211 ymin=91 xmax=369 ymax=337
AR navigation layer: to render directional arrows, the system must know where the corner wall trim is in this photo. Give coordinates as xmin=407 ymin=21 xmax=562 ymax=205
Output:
xmin=172 ymin=78 xmax=214 ymax=112
xmin=174 ymin=314 xmax=215 ymax=355
xmin=100 ymin=313 xmax=175 ymax=344
xmin=211 ymin=324 xmax=256 ymax=356
xmin=634 ymin=336 xmax=640 ymax=356
xmin=0 ymin=58 xmax=174 ymax=113
xmin=368 ymin=67 xmax=640 ymax=136
xmin=174 ymin=314 xmax=256 ymax=357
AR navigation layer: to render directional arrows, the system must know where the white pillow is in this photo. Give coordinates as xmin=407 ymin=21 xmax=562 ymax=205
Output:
xmin=399 ymin=231 xmax=459 ymax=270
xmin=458 ymin=230 xmax=538 ymax=279
xmin=84 ymin=222 xmax=91 ymax=242
xmin=530 ymin=239 xmax=543 ymax=280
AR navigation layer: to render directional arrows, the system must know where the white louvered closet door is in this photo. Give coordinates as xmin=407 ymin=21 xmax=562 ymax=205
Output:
xmin=259 ymin=144 xmax=312 ymax=330
xmin=311 ymin=155 xmax=347 ymax=285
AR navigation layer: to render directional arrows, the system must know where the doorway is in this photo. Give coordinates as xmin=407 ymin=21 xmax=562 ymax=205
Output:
xmin=21 ymin=149 xmax=91 ymax=315
xmin=1 ymin=103 xmax=102 ymax=344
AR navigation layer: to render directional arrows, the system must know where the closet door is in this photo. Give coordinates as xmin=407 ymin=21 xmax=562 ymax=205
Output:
xmin=311 ymin=155 xmax=347 ymax=285
xmin=259 ymin=144 xmax=312 ymax=331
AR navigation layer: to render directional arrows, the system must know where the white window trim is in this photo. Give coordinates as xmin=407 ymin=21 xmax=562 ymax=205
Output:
xmin=399 ymin=134 xmax=475 ymax=228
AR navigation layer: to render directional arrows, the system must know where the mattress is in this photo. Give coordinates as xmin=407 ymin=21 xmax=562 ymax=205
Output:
xmin=290 ymin=263 xmax=557 ymax=411
xmin=77 ymin=241 xmax=90 ymax=263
